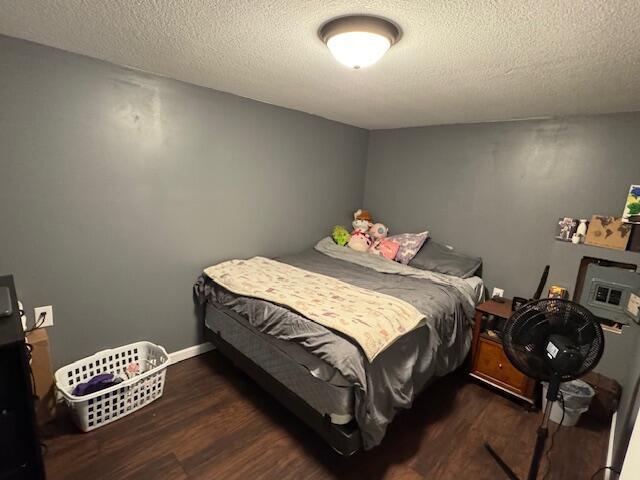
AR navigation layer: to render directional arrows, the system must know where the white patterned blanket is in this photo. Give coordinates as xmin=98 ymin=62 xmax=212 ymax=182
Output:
xmin=204 ymin=257 xmax=425 ymax=361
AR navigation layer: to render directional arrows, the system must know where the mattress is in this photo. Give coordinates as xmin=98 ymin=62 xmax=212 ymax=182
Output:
xmin=196 ymin=246 xmax=481 ymax=449
xmin=205 ymin=303 xmax=355 ymax=424
xmin=204 ymin=273 xmax=483 ymax=426
xmin=204 ymin=274 xmax=483 ymax=424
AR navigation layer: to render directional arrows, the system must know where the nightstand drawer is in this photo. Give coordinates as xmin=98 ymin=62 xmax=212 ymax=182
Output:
xmin=474 ymin=339 xmax=526 ymax=391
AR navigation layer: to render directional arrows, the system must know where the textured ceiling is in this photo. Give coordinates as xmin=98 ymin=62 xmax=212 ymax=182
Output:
xmin=1 ymin=0 xmax=639 ymax=129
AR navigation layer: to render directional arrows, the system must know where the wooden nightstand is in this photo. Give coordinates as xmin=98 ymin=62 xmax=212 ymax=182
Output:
xmin=470 ymin=299 xmax=537 ymax=405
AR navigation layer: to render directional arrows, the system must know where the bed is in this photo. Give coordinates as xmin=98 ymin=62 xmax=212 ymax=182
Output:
xmin=194 ymin=237 xmax=484 ymax=454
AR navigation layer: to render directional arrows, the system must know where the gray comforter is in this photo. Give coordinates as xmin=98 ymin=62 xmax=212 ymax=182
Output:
xmin=195 ymin=244 xmax=475 ymax=449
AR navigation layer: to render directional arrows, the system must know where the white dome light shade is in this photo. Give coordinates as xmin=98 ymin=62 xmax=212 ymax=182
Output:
xmin=320 ymin=16 xmax=400 ymax=70
xmin=326 ymin=31 xmax=391 ymax=69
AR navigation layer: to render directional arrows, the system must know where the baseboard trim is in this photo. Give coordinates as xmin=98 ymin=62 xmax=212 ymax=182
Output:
xmin=605 ymin=411 xmax=617 ymax=480
xmin=169 ymin=342 xmax=215 ymax=365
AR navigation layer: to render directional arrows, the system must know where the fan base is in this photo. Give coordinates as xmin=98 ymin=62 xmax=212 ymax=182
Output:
xmin=484 ymin=397 xmax=553 ymax=480
xmin=485 ymin=442 xmax=520 ymax=480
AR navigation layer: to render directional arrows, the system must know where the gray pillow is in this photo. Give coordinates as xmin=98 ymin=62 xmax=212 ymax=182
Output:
xmin=409 ymin=241 xmax=482 ymax=278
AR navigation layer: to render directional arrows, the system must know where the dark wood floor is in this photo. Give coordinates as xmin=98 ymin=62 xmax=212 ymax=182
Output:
xmin=43 ymin=351 xmax=610 ymax=479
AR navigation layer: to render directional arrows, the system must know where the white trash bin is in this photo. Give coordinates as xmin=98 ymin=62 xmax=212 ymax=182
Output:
xmin=542 ymin=379 xmax=595 ymax=426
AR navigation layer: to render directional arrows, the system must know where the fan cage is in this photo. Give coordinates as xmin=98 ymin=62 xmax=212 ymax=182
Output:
xmin=502 ymin=298 xmax=604 ymax=381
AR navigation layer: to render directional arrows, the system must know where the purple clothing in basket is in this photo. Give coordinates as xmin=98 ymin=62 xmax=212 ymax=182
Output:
xmin=72 ymin=373 xmax=122 ymax=396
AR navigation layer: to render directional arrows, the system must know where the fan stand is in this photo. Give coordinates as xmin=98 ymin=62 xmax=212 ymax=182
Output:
xmin=484 ymin=379 xmax=560 ymax=480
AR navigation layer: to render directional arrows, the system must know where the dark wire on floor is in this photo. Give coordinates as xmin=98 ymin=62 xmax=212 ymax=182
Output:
xmin=590 ymin=465 xmax=621 ymax=479
xmin=24 ymin=338 xmax=47 ymax=455
xmin=542 ymin=392 xmax=565 ymax=480
xmin=25 ymin=342 xmax=39 ymax=400
xmin=24 ymin=312 xmax=46 ymax=400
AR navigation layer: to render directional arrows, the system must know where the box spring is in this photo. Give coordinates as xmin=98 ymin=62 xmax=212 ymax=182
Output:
xmin=203 ymin=302 xmax=362 ymax=455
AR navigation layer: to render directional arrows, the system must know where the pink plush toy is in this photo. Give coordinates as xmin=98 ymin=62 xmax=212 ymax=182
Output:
xmin=348 ymin=231 xmax=372 ymax=252
xmin=369 ymin=223 xmax=388 ymax=240
xmin=367 ymin=223 xmax=400 ymax=260
xmin=370 ymin=238 xmax=400 ymax=260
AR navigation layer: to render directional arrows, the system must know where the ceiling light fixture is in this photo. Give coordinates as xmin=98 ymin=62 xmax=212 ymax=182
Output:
xmin=319 ymin=15 xmax=400 ymax=69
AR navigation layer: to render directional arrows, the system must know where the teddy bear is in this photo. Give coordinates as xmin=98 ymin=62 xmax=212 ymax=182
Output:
xmin=348 ymin=209 xmax=374 ymax=252
xmin=352 ymin=209 xmax=373 ymax=233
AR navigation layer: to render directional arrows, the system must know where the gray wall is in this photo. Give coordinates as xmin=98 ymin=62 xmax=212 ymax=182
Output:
xmin=547 ymin=241 xmax=639 ymax=383
xmin=364 ymin=113 xmax=640 ymax=298
xmin=546 ymin=241 xmax=640 ymax=469
xmin=0 ymin=35 xmax=368 ymax=367
xmin=364 ymin=113 xmax=640 ymax=470
xmin=615 ymin=334 xmax=640 ymax=469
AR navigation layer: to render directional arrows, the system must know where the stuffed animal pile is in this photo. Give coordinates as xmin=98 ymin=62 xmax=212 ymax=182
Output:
xmin=331 ymin=209 xmax=400 ymax=260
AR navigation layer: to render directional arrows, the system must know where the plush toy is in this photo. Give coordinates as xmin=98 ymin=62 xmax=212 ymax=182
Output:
xmin=352 ymin=209 xmax=373 ymax=233
xmin=366 ymin=222 xmax=400 ymax=259
xmin=369 ymin=238 xmax=401 ymax=260
xmin=369 ymin=223 xmax=388 ymax=240
xmin=348 ymin=231 xmax=373 ymax=252
xmin=332 ymin=225 xmax=351 ymax=246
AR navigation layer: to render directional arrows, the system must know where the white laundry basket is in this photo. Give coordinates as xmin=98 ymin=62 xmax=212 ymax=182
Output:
xmin=55 ymin=341 xmax=169 ymax=432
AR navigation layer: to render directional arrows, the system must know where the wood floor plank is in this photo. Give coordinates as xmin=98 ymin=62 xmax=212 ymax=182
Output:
xmin=113 ymin=453 xmax=188 ymax=480
xmin=43 ymin=351 xmax=611 ymax=480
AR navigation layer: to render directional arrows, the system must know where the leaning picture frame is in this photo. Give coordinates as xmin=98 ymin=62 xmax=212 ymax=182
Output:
xmin=622 ymin=184 xmax=640 ymax=224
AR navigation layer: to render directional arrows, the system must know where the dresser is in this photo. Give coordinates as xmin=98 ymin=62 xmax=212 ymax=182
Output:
xmin=0 ymin=275 xmax=46 ymax=479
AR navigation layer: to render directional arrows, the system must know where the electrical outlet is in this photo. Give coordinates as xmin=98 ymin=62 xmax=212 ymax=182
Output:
xmin=492 ymin=287 xmax=505 ymax=298
xmin=34 ymin=305 xmax=54 ymax=328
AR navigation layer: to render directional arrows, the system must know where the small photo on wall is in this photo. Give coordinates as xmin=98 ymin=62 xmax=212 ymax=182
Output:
xmin=555 ymin=217 xmax=578 ymax=241
xmin=622 ymin=185 xmax=640 ymax=224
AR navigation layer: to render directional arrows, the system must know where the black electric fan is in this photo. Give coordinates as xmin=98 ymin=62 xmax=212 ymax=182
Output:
xmin=484 ymin=298 xmax=605 ymax=480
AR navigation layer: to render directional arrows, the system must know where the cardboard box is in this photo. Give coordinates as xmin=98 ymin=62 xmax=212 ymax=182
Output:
xmin=584 ymin=215 xmax=632 ymax=250
xmin=25 ymin=328 xmax=57 ymax=425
